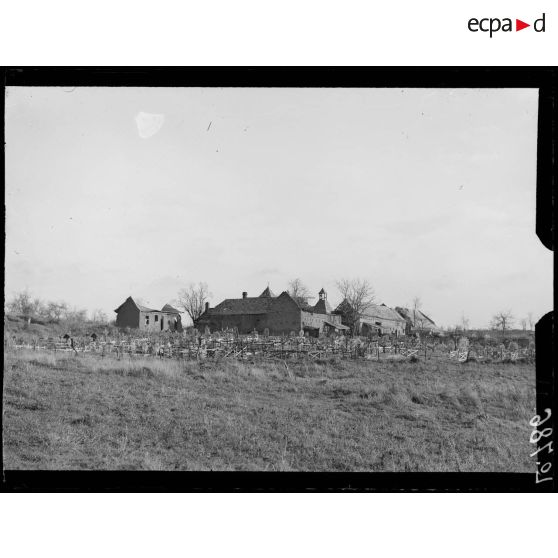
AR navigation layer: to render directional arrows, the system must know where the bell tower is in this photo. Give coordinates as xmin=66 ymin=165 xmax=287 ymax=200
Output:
xmin=313 ymin=288 xmax=331 ymax=315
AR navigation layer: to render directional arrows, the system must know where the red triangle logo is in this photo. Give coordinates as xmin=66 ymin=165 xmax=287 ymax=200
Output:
xmin=516 ymin=19 xmax=530 ymax=31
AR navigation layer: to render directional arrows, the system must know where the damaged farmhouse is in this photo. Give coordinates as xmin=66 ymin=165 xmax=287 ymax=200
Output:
xmin=114 ymin=297 xmax=183 ymax=332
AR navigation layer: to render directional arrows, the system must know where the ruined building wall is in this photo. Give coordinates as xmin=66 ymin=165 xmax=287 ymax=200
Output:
xmin=139 ymin=311 xmax=163 ymax=332
xmin=264 ymin=295 xmax=302 ymax=334
xmin=198 ymin=314 xmax=262 ymax=334
xmin=301 ymin=311 xmax=341 ymax=332
xmin=137 ymin=312 xmax=180 ymax=332
xmin=115 ymin=298 xmax=140 ymax=329
xmin=359 ymin=315 xmax=406 ymax=335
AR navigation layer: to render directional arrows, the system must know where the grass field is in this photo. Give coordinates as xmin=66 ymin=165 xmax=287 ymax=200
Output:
xmin=3 ymin=348 xmax=535 ymax=471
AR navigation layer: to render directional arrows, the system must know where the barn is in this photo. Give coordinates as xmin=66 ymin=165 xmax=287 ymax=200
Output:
xmin=334 ymin=300 xmax=407 ymax=336
xmin=114 ymin=297 xmax=183 ymax=332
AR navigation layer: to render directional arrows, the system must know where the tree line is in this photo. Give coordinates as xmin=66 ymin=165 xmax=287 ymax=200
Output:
xmin=6 ymin=290 xmax=109 ymax=326
xmin=454 ymin=310 xmax=536 ymax=335
xmin=7 ymin=284 xmax=536 ymax=336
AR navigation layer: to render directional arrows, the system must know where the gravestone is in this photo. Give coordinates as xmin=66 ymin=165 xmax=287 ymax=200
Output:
xmin=457 ymin=336 xmax=470 ymax=350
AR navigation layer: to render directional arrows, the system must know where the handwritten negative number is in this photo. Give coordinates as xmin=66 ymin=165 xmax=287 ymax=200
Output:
xmin=530 ymin=408 xmax=553 ymax=485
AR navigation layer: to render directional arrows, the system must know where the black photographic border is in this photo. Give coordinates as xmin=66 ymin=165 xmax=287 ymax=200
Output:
xmin=1 ymin=67 xmax=555 ymax=492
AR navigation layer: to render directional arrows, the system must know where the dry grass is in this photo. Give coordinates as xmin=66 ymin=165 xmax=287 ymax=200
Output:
xmin=2 ymin=349 xmax=535 ymax=471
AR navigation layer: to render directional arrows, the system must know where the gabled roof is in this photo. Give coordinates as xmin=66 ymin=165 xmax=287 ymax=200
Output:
xmin=207 ymin=290 xmax=300 ymax=316
xmin=313 ymin=298 xmax=333 ymax=315
xmin=161 ymin=303 xmax=181 ymax=314
xmin=115 ymin=296 xmax=180 ymax=314
xmin=333 ymin=299 xmax=352 ymax=314
xmin=276 ymin=291 xmax=303 ymax=308
xmin=418 ymin=310 xmax=436 ymax=326
xmin=395 ymin=307 xmax=437 ymax=327
xmin=334 ymin=299 xmax=406 ymax=323
xmin=137 ymin=303 xmax=158 ymax=312
xmin=259 ymin=286 xmax=276 ymax=298
xmin=361 ymin=303 xmax=407 ymax=323
xmin=114 ymin=296 xmax=157 ymax=314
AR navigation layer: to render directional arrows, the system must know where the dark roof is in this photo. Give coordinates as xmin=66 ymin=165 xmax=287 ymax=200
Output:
xmin=207 ymin=291 xmax=300 ymax=316
xmin=333 ymin=299 xmax=351 ymax=314
xmin=313 ymin=298 xmax=333 ymax=314
xmin=161 ymin=303 xmax=181 ymax=314
xmin=318 ymin=288 xmax=326 ymax=295
xmin=209 ymin=297 xmax=272 ymax=315
xmin=114 ymin=296 xmax=157 ymax=314
xmin=114 ymin=296 xmax=180 ymax=314
xmin=259 ymin=286 xmax=276 ymax=298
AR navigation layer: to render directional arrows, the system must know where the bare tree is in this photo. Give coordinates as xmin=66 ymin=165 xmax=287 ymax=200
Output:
xmin=491 ymin=310 xmax=514 ymax=336
xmin=7 ymin=290 xmax=30 ymax=316
xmin=287 ymin=278 xmax=312 ymax=306
xmin=92 ymin=309 xmax=109 ymax=324
xmin=7 ymin=290 xmax=43 ymax=323
xmin=336 ymin=278 xmax=375 ymax=334
xmin=460 ymin=312 xmax=470 ymax=332
xmin=45 ymin=301 xmax=68 ymax=322
xmin=520 ymin=317 xmax=527 ymax=331
xmin=527 ymin=312 xmax=535 ymax=331
xmin=177 ymin=282 xmax=212 ymax=325
xmin=63 ymin=307 xmax=88 ymax=323
xmin=411 ymin=297 xmax=426 ymax=331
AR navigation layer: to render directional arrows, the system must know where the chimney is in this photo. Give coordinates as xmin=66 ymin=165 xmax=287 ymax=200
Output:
xmin=242 ymin=292 xmax=248 ymax=299
xmin=205 ymin=302 xmax=210 ymax=312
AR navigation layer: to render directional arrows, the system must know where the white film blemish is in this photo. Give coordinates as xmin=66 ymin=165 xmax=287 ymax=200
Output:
xmin=135 ymin=111 xmax=165 ymax=139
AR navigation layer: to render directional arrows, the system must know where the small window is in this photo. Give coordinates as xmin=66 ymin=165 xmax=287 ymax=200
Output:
xmin=375 ymin=321 xmax=382 ymax=326
xmin=155 ymin=315 xmax=159 ymax=322
xmin=145 ymin=315 xmax=150 ymax=325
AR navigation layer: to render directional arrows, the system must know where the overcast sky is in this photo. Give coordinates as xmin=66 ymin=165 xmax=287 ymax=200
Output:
xmin=5 ymin=86 xmax=551 ymax=328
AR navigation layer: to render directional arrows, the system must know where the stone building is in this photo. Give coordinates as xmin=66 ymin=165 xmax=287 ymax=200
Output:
xmin=335 ymin=300 xmax=407 ymax=336
xmin=196 ymin=287 xmax=348 ymax=336
xmin=114 ymin=296 xmax=183 ymax=332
